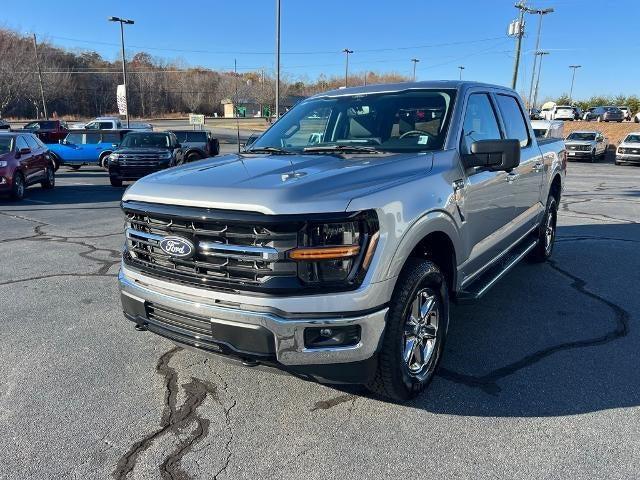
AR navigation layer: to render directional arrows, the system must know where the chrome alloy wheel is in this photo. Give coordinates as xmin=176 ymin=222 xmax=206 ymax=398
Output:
xmin=544 ymin=207 xmax=556 ymax=254
xmin=403 ymin=288 xmax=439 ymax=377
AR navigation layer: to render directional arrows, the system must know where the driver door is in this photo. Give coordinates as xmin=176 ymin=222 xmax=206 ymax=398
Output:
xmin=458 ymin=92 xmax=518 ymax=282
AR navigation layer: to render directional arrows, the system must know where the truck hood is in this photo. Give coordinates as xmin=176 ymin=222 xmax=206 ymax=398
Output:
xmin=115 ymin=147 xmax=171 ymax=155
xmin=565 ymin=140 xmax=595 ymax=147
xmin=619 ymin=142 xmax=640 ymax=149
xmin=123 ymin=151 xmax=433 ymax=214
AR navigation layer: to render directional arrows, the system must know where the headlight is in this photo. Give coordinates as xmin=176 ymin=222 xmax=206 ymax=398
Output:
xmin=0 ymin=160 xmax=7 ymax=168
xmin=160 ymin=151 xmax=172 ymax=160
xmin=109 ymin=153 xmax=120 ymax=163
xmin=288 ymin=211 xmax=379 ymax=286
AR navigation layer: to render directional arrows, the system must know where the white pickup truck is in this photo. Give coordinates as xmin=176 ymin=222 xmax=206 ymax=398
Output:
xmin=84 ymin=117 xmax=152 ymax=131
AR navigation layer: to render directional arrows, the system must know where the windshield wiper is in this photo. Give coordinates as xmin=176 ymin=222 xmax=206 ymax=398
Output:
xmin=245 ymin=146 xmax=294 ymax=155
xmin=302 ymin=145 xmax=382 ymax=154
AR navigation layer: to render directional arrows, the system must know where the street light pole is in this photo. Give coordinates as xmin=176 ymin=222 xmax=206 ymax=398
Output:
xmin=526 ymin=7 xmax=554 ymax=109
xmin=343 ymin=49 xmax=353 ymax=87
xmin=411 ymin=58 xmax=419 ymax=81
xmin=458 ymin=65 xmax=465 ymax=80
xmin=569 ymin=65 xmax=582 ymax=104
xmin=532 ymin=51 xmax=549 ymax=109
xmin=275 ymin=0 xmax=281 ymax=119
xmin=109 ymin=16 xmax=134 ymax=128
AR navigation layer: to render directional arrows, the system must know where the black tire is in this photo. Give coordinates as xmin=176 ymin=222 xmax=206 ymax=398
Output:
xmin=99 ymin=153 xmax=111 ymax=169
xmin=185 ymin=152 xmax=203 ymax=163
xmin=41 ymin=165 xmax=55 ymax=189
xmin=10 ymin=172 xmax=25 ymax=201
xmin=367 ymin=259 xmax=449 ymax=401
xmin=528 ymin=195 xmax=558 ymax=263
xmin=634 ymin=116 xmax=639 ymax=123
xmin=596 ymin=116 xmax=603 ymax=122
xmin=590 ymin=150 xmax=596 ymax=163
xmin=70 ymin=165 xmax=81 ymax=171
xmin=49 ymin=153 xmax=60 ymax=172
xmin=110 ymin=176 xmax=123 ymax=187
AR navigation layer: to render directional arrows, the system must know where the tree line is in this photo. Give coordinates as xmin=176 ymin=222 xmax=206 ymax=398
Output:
xmin=552 ymin=94 xmax=640 ymax=114
xmin=0 ymin=28 xmax=410 ymax=120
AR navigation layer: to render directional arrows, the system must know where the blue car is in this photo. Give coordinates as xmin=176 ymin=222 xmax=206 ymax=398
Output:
xmin=48 ymin=129 xmax=131 ymax=170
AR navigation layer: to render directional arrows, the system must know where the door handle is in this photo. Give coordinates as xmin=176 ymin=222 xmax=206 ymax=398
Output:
xmin=532 ymin=162 xmax=544 ymax=172
xmin=506 ymin=173 xmax=520 ymax=183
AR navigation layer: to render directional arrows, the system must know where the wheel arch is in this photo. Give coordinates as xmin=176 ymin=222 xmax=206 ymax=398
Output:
xmin=550 ymin=172 xmax=562 ymax=203
xmin=385 ymin=211 xmax=461 ymax=294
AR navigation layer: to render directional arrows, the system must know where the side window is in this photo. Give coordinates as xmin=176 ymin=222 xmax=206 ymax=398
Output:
xmin=101 ymin=133 xmax=120 ymax=143
xmin=16 ymin=136 xmax=29 ymax=151
xmin=495 ymin=94 xmax=529 ymax=147
xmin=99 ymin=122 xmax=112 ymax=129
xmin=85 ymin=133 xmax=101 ymax=144
xmin=25 ymin=135 xmax=40 ymax=150
xmin=460 ymin=94 xmax=501 ymax=155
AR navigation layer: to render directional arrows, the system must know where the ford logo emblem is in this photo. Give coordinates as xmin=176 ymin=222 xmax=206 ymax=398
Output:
xmin=159 ymin=236 xmax=194 ymax=258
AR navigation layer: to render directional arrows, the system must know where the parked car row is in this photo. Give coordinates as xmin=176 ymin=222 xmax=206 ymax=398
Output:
xmin=532 ymin=104 xmax=633 ymax=123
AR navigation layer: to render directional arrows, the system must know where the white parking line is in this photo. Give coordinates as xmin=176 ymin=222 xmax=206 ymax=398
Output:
xmin=23 ymin=198 xmax=51 ymax=204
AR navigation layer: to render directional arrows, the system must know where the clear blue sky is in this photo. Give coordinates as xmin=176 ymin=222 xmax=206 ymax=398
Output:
xmin=3 ymin=0 xmax=638 ymax=100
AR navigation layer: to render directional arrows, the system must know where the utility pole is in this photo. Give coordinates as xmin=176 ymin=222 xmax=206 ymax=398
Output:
xmin=343 ymin=48 xmax=353 ymax=87
xmin=260 ymin=68 xmax=265 ymax=117
xmin=275 ymin=0 xmax=281 ymax=119
xmin=235 ymin=59 xmax=240 ymax=153
xmin=458 ymin=65 xmax=465 ymax=80
xmin=363 ymin=71 xmax=368 ymax=86
xmin=532 ymin=51 xmax=549 ymax=109
xmin=411 ymin=58 xmax=419 ymax=81
xmin=32 ymin=34 xmax=48 ymax=120
xmin=526 ymin=7 xmax=554 ymax=108
xmin=510 ymin=2 xmax=529 ymax=90
xmin=109 ymin=16 xmax=134 ymax=128
xmin=569 ymin=65 xmax=582 ymax=104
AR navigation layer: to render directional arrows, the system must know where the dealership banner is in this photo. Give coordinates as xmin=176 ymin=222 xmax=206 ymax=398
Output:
xmin=116 ymin=84 xmax=127 ymax=115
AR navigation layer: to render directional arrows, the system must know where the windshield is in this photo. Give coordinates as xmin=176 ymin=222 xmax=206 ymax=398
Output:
xmin=250 ymin=89 xmax=456 ymax=153
xmin=172 ymin=131 xmax=188 ymax=142
xmin=120 ymin=133 xmax=171 ymax=148
xmin=567 ymin=132 xmax=596 ymax=141
xmin=604 ymin=107 xmax=621 ymax=112
xmin=0 ymin=137 xmax=13 ymax=154
xmin=624 ymin=134 xmax=640 ymax=143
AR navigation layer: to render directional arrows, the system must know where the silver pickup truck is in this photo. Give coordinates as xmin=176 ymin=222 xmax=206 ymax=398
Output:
xmin=119 ymin=81 xmax=566 ymax=401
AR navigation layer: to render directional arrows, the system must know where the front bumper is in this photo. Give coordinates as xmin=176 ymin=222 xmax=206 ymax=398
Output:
xmin=109 ymin=163 xmax=169 ymax=181
xmin=566 ymin=149 xmax=593 ymax=159
xmin=119 ymin=268 xmax=388 ymax=369
xmin=616 ymin=154 xmax=640 ymax=164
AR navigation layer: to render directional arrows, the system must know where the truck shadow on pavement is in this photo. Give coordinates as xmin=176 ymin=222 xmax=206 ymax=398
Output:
xmin=409 ymin=223 xmax=639 ymax=417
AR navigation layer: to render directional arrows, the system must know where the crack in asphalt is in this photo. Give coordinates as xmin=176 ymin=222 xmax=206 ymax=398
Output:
xmin=112 ymin=348 xmax=224 ymax=480
xmin=437 ymin=258 xmax=630 ymax=394
xmin=560 ymin=196 xmax=638 ymax=224
xmin=0 ymin=217 xmax=122 ymax=286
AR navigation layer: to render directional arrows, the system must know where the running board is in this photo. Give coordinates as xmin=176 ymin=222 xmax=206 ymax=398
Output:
xmin=456 ymin=239 xmax=538 ymax=303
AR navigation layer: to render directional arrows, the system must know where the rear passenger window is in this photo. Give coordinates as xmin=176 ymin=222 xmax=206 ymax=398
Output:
xmin=186 ymin=132 xmax=207 ymax=142
xmin=85 ymin=133 xmax=101 ymax=144
xmin=461 ymin=94 xmax=501 ymax=155
xmin=101 ymin=133 xmax=120 ymax=143
xmin=496 ymin=94 xmax=529 ymax=147
xmin=25 ymin=135 xmax=40 ymax=150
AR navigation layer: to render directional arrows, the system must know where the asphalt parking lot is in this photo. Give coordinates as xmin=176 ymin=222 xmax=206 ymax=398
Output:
xmin=1 ymin=158 xmax=639 ymax=479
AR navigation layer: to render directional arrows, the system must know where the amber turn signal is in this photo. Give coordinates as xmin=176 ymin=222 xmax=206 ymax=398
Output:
xmin=288 ymin=245 xmax=361 ymax=261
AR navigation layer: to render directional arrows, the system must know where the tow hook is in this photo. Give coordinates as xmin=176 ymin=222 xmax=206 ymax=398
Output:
xmin=241 ymin=358 xmax=259 ymax=367
xmin=134 ymin=323 xmax=147 ymax=331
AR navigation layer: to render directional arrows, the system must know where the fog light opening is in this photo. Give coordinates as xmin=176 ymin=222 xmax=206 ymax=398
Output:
xmin=304 ymin=325 xmax=361 ymax=349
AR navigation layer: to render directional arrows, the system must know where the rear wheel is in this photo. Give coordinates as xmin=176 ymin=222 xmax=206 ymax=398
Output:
xmin=49 ymin=153 xmax=60 ymax=171
xmin=10 ymin=172 xmax=25 ymax=201
xmin=70 ymin=165 xmax=81 ymax=171
xmin=596 ymin=116 xmax=603 ymax=122
xmin=367 ymin=259 xmax=448 ymax=401
xmin=110 ymin=176 xmax=123 ymax=187
xmin=41 ymin=165 xmax=55 ymax=189
xmin=528 ymin=195 xmax=558 ymax=263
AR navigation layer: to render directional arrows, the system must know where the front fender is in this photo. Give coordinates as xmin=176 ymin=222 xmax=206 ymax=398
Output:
xmin=385 ymin=210 xmax=462 ymax=280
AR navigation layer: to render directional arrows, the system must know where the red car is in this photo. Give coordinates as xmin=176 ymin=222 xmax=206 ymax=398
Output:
xmin=0 ymin=132 xmax=55 ymax=200
xmin=22 ymin=120 xmax=68 ymax=143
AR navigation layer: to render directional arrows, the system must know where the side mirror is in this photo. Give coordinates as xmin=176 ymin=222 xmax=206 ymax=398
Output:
xmin=464 ymin=139 xmax=520 ymax=171
xmin=17 ymin=147 xmax=31 ymax=156
xmin=112 ymin=143 xmax=118 ymax=148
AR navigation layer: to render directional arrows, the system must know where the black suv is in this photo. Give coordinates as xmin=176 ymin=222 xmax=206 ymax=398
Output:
xmin=584 ymin=106 xmax=624 ymax=122
xmin=107 ymin=131 xmax=183 ymax=187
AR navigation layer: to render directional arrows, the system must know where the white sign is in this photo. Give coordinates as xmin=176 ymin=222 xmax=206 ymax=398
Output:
xmin=116 ymin=84 xmax=127 ymax=115
xmin=189 ymin=114 xmax=205 ymax=126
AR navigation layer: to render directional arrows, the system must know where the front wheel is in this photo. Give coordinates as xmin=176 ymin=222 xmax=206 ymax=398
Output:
xmin=367 ymin=259 xmax=449 ymax=401
xmin=10 ymin=172 xmax=25 ymax=200
xmin=109 ymin=176 xmax=123 ymax=187
xmin=528 ymin=195 xmax=558 ymax=263
xmin=185 ymin=152 xmax=202 ymax=163
xmin=41 ymin=165 xmax=55 ymax=189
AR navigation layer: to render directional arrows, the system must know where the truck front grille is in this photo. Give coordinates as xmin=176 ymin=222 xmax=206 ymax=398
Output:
xmin=122 ymin=203 xmax=300 ymax=292
xmin=118 ymin=154 xmax=162 ymax=167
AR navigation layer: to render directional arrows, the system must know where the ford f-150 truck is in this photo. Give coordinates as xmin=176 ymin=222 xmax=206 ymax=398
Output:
xmin=119 ymin=81 xmax=566 ymax=401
